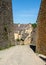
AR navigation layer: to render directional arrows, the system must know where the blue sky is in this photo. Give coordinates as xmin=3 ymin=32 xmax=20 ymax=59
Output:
xmin=12 ymin=0 xmax=41 ymax=24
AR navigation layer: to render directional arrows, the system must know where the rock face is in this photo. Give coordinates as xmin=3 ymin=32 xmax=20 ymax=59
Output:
xmin=24 ymin=35 xmax=32 ymax=45
xmin=36 ymin=0 xmax=46 ymax=55
xmin=0 ymin=0 xmax=15 ymax=48
xmin=14 ymin=24 xmax=33 ymax=45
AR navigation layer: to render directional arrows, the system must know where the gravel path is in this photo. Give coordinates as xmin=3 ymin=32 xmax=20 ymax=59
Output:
xmin=0 ymin=45 xmax=45 ymax=65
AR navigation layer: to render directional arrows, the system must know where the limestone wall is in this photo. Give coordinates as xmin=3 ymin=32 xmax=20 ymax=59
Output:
xmin=0 ymin=0 xmax=15 ymax=48
xmin=36 ymin=0 xmax=46 ymax=55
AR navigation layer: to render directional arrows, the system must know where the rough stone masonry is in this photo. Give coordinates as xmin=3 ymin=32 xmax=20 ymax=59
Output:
xmin=0 ymin=0 xmax=15 ymax=48
xmin=36 ymin=0 xmax=46 ymax=55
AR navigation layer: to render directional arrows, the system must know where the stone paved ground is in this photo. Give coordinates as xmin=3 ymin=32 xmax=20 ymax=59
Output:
xmin=0 ymin=45 xmax=45 ymax=65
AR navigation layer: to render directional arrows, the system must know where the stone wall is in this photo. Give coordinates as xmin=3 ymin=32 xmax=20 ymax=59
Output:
xmin=0 ymin=0 xmax=15 ymax=48
xmin=36 ymin=0 xmax=46 ymax=55
xmin=31 ymin=28 xmax=37 ymax=46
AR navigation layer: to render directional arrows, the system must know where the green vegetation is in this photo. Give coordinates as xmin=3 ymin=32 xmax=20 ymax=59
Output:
xmin=0 ymin=47 xmax=7 ymax=50
xmin=32 ymin=23 xmax=37 ymax=28
xmin=0 ymin=44 xmax=15 ymax=50
xmin=0 ymin=47 xmax=3 ymax=50
xmin=16 ymin=38 xmax=24 ymax=42
xmin=16 ymin=39 xmax=20 ymax=41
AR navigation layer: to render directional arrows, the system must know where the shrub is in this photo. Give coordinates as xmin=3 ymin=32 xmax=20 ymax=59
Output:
xmin=16 ymin=39 xmax=20 ymax=41
xmin=32 ymin=23 xmax=37 ymax=28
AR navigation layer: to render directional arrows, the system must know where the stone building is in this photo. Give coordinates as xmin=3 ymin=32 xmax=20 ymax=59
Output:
xmin=36 ymin=0 xmax=46 ymax=55
xmin=0 ymin=0 xmax=15 ymax=48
